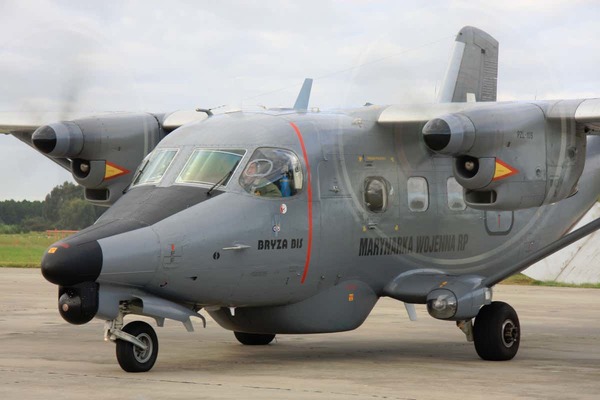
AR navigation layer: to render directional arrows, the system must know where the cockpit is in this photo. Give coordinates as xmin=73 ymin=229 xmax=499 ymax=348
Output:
xmin=131 ymin=146 xmax=304 ymax=198
xmin=132 ymin=148 xmax=179 ymax=186
xmin=239 ymin=148 xmax=303 ymax=197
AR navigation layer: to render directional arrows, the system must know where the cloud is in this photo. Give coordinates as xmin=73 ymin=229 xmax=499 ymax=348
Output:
xmin=1 ymin=1 xmax=600 ymax=199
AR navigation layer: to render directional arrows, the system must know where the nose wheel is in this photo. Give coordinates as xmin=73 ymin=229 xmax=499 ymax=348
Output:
xmin=115 ymin=321 xmax=159 ymax=372
xmin=473 ymin=301 xmax=520 ymax=361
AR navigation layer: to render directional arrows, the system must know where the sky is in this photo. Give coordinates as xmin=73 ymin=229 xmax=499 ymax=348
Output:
xmin=0 ymin=0 xmax=599 ymax=200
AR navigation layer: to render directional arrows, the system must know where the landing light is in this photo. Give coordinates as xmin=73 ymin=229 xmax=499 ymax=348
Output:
xmin=427 ymin=290 xmax=457 ymax=319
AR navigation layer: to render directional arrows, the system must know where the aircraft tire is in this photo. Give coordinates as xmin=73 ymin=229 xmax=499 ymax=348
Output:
xmin=473 ymin=301 xmax=520 ymax=361
xmin=115 ymin=321 xmax=159 ymax=372
xmin=234 ymin=331 xmax=275 ymax=345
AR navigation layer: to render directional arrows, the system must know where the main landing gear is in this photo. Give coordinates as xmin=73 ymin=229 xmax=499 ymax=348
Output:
xmin=234 ymin=331 xmax=276 ymax=345
xmin=472 ymin=301 xmax=520 ymax=361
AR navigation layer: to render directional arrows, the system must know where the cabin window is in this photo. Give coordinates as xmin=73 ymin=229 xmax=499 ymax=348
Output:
xmin=407 ymin=177 xmax=429 ymax=212
xmin=176 ymin=149 xmax=245 ymax=186
xmin=364 ymin=177 xmax=388 ymax=213
xmin=447 ymin=177 xmax=467 ymax=210
xmin=240 ymin=148 xmax=303 ymax=197
xmin=132 ymin=148 xmax=179 ymax=186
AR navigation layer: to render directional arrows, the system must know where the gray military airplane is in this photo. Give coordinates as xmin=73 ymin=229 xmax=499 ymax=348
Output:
xmin=3 ymin=26 xmax=600 ymax=372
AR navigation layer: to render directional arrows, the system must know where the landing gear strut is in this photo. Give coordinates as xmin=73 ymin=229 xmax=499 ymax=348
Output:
xmin=105 ymin=305 xmax=160 ymax=372
xmin=234 ymin=331 xmax=276 ymax=345
xmin=473 ymin=301 xmax=520 ymax=361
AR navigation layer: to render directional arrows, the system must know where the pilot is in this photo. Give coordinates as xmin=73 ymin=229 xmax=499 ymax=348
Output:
xmin=242 ymin=160 xmax=282 ymax=197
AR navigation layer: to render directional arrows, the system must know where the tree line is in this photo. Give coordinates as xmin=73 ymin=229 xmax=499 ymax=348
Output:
xmin=0 ymin=182 xmax=106 ymax=233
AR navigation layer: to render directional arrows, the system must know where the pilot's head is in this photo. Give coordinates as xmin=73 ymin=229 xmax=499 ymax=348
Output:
xmin=242 ymin=161 xmax=258 ymax=186
xmin=245 ymin=161 xmax=258 ymax=175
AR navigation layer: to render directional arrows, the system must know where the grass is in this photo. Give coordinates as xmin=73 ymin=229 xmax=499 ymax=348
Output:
xmin=0 ymin=232 xmax=65 ymax=268
xmin=500 ymin=273 xmax=538 ymax=285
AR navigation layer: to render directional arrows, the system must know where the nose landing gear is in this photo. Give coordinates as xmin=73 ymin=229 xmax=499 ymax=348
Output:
xmin=473 ymin=301 xmax=520 ymax=361
xmin=104 ymin=306 xmax=160 ymax=373
xmin=114 ymin=321 xmax=159 ymax=372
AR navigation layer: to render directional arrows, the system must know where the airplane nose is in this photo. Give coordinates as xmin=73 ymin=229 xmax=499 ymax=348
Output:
xmin=41 ymin=240 xmax=103 ymax=286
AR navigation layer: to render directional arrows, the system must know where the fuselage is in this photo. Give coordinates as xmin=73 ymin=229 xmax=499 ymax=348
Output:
xmin=41 ymin=105 xmax=600 ymax=332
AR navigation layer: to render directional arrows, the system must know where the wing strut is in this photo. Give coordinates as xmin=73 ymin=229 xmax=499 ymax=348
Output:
xmin=484 ymin=216 xmax=600 ymax=286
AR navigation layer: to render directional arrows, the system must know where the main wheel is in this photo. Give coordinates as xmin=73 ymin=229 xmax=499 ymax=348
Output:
xmin=115 ymin=321 xmax=159 ymax=372
xmin=473 ymin=301 xmax=520 ymax=361
xmin=234 ymin=331 xmax=275 ymax=345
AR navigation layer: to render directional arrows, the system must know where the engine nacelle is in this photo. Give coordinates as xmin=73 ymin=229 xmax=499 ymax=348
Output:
xmin=422 ymin=102 xmax=585 ymax=210
xmin=32 ymin=113 xmax=164 ymax=206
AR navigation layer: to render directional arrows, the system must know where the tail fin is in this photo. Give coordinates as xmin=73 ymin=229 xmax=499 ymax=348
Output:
xmin=293 ymin=78 xmax=313 ymax=111
xmin=437 ymin=26 xmax=499 ymax=103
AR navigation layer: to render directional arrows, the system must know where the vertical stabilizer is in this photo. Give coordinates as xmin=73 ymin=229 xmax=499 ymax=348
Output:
xmin=437 ymin=26 xmax=498 ymax=103
xmin=293 ymin=78 xmax=313 ymax=111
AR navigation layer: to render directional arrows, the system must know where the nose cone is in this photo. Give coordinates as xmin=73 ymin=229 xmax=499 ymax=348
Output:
xmin=41 ymin=241 xmax=103 ymax=286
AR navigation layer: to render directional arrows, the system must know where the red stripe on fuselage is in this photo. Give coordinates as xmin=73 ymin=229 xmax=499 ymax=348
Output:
xmin=290 ymin=122 xmax=312 ymax=284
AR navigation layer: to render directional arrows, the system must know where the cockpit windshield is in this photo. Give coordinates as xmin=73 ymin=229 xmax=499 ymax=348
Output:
xmin=132 ymin=148 xmax=178 ymax=186
xmin=176 ymin=149 xmax=245 ymax=186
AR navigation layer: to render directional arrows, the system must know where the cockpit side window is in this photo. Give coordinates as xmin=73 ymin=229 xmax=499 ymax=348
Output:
xmin=176 ymin=149 xmax=245 ymax=187
xmin=240 ymin=148 xmax=303 ymax=197
xmin=132 ymin=148 xmax=179 ymax=186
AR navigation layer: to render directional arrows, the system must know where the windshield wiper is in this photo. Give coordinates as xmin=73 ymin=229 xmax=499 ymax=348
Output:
xmin=207 ymin=160 xmax=240 ymax=197
xmin=123 ymin=158 xmax=150 ymax=194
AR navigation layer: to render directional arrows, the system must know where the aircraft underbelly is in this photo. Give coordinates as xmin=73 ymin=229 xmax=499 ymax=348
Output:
xmin=208 ymin=279 xmax=378 ymax=334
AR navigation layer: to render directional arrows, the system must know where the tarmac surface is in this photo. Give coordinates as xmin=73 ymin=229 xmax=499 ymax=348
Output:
xmin=1 ymin=268 xmax=599 ymax=400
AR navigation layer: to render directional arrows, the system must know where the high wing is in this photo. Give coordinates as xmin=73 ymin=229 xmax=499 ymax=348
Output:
xmin=0 ymin=111 xmax=78 ymax=170
xmin=574 ymin=98 xmax=600 ymax=131
xmin=379 ymin=97 xmax=600 ymax=126
xmin=0 ymin=110 xmax=208 ymax=205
